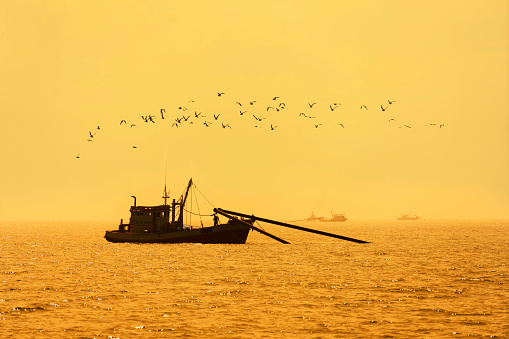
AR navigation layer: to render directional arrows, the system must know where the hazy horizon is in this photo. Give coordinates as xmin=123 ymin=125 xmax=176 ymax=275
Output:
xmin=1 ymin=1 xmax=508 ymax=222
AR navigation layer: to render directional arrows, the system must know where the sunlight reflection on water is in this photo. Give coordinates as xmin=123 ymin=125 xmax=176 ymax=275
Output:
xmin=1 ymin=220 xmax=508 ymax=338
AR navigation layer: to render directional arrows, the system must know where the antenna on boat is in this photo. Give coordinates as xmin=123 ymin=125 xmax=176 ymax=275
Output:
xmin=163 ymin=185 xmax=170 ymax=205
xmin=162 ymin=162 xmax=169 ymax=205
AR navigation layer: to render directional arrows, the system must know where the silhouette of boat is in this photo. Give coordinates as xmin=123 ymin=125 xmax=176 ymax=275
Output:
xmin=307 ymin=211 xmax=319 ymax=221
xmin=397 ymin=213 xmax=421 ymax=220
xmin=105 ymin=179 xmax=253 ymax=244
xmin=307 ymin=211 xmax=347 ymax=222
xmin=105 ymin=179 xmax=369 ymax=244
xmin=319 ymin=211 xmax=348 ymax=222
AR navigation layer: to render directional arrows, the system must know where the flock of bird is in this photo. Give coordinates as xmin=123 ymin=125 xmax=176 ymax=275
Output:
xmin=76 ymin=93 xmax=447 ymax=158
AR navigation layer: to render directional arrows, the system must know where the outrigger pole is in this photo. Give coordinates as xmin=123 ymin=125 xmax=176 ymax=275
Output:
xmin=214 ymin=208 xmax=370 ymax=244
xmin=214 ymin=208 xmax=290 ymax=244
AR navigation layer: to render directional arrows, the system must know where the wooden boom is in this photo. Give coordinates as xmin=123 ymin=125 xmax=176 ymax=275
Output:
xmin=214 ymin=208 xmax=290 ymax=244
xmin=214 ymin=208 xmax=370 ymax=244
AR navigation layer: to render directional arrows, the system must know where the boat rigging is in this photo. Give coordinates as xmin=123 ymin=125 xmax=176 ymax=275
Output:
xmin=104 ymin=178 xmax=369 ymax=244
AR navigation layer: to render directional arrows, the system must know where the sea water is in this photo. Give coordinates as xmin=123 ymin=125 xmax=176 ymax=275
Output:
xmin=1 ymin=219 xmax=507 ymax=338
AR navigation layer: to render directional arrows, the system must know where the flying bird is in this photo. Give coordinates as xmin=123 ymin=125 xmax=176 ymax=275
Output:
xmin=239 ymin=110 xmax=247 ymax=115
xmin=270 ymin=124 xmax=278 ymax=130
xmin=381 ymin=105 xmax=388 ymax=111
xmin=120 ymin=119 xmax=127 ymax=125
xmin=388 ymin=100 xmax=396 ymax=104
xmin=338 ymin=123 xmax=345 ymax=128
xmin=213 ymin=114 xmax=220 ymax=120
xmin=222 ymin=123 xmax=231 ymax=129
xmin=360 ymin=105 xmax=368 ymax=110
xmin=272 ymin=96 xmax=280 ymax=100
xmin=160 ymin=109 xmax=166 ymax=119
xmin=234 ymin=102 xmax=242 ymax=106
xmin=308 ymin=102 xmax=316 ymax=108
xmin=249 ymin=101 xmax=257 ymax=105
xmin=217 ymin=92 xmax=225 ymax=96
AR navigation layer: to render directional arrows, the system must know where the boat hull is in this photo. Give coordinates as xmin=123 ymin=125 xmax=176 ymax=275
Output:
xmin=104 ymin=221 xmax=251 ymax=244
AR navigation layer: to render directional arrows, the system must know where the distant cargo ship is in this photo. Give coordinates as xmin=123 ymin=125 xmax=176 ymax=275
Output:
xmin=397 ymin=213 xmax=421 ymax=220
xmin=307 ymin=211 xmax=348 ymax=222
xmin=320 ymin=211 xmax=348 ymax=222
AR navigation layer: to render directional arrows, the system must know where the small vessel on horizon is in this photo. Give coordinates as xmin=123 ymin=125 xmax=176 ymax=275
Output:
xmin=307 ymin=211 xmax=319 ymax=222
xmin=307 ymin=211 xmax=348 ymax=222
xmin=397 ymin=212 xmax=422 ymax=220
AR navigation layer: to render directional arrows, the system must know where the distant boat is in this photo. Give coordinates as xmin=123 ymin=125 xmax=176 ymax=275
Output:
xmin=320 ymin=211 xmax=348 ymax=222
xmin=307 ymin=211 xmax=348 ymax=222
xmin=307 ymin=211 xmax=319 ymax=221
xmin=397 ymin=213 xmax=421 ymax=220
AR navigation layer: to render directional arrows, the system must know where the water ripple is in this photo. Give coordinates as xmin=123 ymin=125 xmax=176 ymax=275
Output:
xmin=0 ymin=220 xmax=507 ymax=338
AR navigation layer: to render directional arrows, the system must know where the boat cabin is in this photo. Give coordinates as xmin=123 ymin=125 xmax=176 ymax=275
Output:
xmin=128 ymin=205 xmax=172 ymax=234
xmin=119 ymin=182 xmax=190 ymax=234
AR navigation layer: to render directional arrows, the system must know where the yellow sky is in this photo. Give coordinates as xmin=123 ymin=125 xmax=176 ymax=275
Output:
xmin=1 ymin=1 xmax=508 ymax=221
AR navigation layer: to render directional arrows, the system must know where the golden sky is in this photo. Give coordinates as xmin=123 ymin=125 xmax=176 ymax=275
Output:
xmin=1 ymin=1 xmax=508 ymax=221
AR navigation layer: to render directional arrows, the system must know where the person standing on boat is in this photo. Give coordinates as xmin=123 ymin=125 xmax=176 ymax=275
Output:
xmin=213 ymin=213 xmax=219 ymax=226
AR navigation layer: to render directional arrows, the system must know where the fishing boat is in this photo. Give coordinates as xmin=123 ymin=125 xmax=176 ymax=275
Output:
xmin=306 ymin=211 xmax=347 ymax=222
xmin=319 ymin=211 xmax=348 ymax=222
xmin=397 ymin=213 xmax=422 ymax=220
xmin=104 ymin=179 xmax=254 ymax=244
xmin=307 ymin=211 xmax=319 ymax=221
xmin=105 ymin=179 xmax=369 ymax=244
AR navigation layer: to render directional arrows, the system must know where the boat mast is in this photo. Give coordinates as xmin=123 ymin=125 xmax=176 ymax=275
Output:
xmin=162 ymin=184 xmax=170 ymax=205
xmin=162 ymin=164 xmax=170 ymax=205
xmin=177 ymin=178 xmax=193 ymax=225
